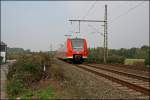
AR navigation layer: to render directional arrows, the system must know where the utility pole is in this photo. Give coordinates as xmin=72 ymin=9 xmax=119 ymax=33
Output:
xmin=50 ymin=44 xmax=52 ymax=52
xmin=103 ymin=4 xmax=108 ymax=64
xmin=103 ymin=21 xmax=106 ymax=63
xmin=69 ymin=4 xmax=108 ymax=63
xmin=49 ymin=43 xmax=53 ymax=63
xmin=105 ymin=4 xmax=108 ymax=63
xmin=78 ymin=20 xmax=80 ymax=33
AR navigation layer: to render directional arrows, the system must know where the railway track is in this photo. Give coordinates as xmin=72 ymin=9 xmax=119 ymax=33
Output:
xmin=74 ymin=64 xmax=150 ymax=97
xmin=109 ymin=64 xmax=150 ymax=72
xmin=93 ymin=63 xmax=149 ymax=76
xmin=85 ymin=64 xmax=149 ymax=82
xmin=57 ymin=58 xmax=149 ymax=98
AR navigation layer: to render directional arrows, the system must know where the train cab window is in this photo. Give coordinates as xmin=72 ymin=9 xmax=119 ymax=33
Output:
xmin=71 ymin=39 xmax=84 ymax=51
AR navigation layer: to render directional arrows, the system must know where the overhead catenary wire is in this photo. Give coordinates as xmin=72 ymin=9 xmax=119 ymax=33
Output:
xmin=77 ymin=1 xmax=146 ymax=63
xmin=70 ymin=0 xmax=98 ymax=34
xmin=82 ymin=0 xmax=97 ymax=20
xmin=88 ymin=24 xmax=104 ymax=36
xmin=110 ymin=1 xmax=145 ymax=23
xmin=71 ymin=3 xmax=107 ymax=63
xmin=87 ymin=1 xmax=145 ymax=32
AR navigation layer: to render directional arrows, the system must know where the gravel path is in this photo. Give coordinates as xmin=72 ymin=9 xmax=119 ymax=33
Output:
xmin=1 ymin=60 xmax=16 ymax=99
xmin=54 ymin=59 xmax=137 ymax=99
xmin=1 ymin=64 xmax=8 ymax=99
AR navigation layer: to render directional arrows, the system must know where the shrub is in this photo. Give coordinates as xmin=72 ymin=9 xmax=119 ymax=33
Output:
xmin=87 ymin=58 xmax=103 ymax=63
xmin=145 ymin=55 xmax=150 ymax=65
xmin=107 ymin=55 xmax=125 ymax=64
xmin=20 ymin=90 xmax=33 ymax=99
xmin=7 ymin=80 xmax=24 ymax=97
xmin=7 ymin=52 xmax=52 ymax=98
xmin=7 ymin=59 xmax=43 ymax=87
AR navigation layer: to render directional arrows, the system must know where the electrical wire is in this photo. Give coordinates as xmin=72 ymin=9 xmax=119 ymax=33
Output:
xmin=82 ymin=0 xmax=97 ymax=20
xmin=110 ymin=1 xmax=145 ymax=23
xmin=88 ymin=24 xmax=104 ymax=36
xmin=87 ymin=1 xmax=146 ymax=32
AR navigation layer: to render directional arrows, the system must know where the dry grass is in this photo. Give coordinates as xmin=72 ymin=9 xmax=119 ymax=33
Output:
xmin=124 ymin=59 xmax=145 ymax=65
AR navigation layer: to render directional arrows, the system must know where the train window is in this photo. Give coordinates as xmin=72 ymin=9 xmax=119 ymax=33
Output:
xmin=71 ymin=39 xmax=84 ymax=51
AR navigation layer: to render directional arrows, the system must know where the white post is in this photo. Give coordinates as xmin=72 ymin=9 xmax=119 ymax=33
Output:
xmin=43 ymin=64 xmax=46 ymax=72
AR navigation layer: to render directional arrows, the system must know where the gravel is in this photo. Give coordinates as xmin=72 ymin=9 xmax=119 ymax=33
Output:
xmin=54 ymin=59 xmax=136 ymax=99
xmin=92 ymin=64 xmax=150 ymax=77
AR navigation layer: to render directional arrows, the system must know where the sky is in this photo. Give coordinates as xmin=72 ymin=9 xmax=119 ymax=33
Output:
xmin=1 ymin=1 xmax=149 ymax=51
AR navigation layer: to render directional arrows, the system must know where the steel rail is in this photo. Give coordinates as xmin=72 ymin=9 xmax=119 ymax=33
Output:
xmin=75 ymin=64 xmax=150 ymax=96
xmin=85 ymin=64 xmax=149 ymax=82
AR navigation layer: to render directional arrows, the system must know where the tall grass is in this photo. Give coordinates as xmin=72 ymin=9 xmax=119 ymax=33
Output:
xmin=124 ymin=59 xmax=145 ymax=65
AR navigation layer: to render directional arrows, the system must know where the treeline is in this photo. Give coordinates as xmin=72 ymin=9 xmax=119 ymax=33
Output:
xmin=7 ymin=45 xmax=149 ymax=65
xmin=7 ymin=47 xmax=31 ymax=54
xmin=88 ymin=45 xmax=149 ymax=65
xmin=7 ymin=47 xmax=31 ymax=60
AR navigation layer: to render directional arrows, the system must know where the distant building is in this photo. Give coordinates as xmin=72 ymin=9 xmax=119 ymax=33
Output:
xmin=0 ymin=41 xmax=7 ymax=63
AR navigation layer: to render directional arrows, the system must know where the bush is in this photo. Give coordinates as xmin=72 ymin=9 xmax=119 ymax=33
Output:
xmin=145 ymin=55 xmax=150 ymax=65
xmin=107 ymin=55 xmax=125 ymax=64
xmin=7 ymin=80 xmax=25 ymax=97
xmin=7 ymin=52 xmax=52 ymax=85
xmin=20 ymin=90 xmax=33 ymax=99
xmin=7 ymin=52 xmax=52 ymax=98
xmin=87 ymin=58 xmax=103 ymax=63
xmin=7 ymin=59 xmax=43 ymax=87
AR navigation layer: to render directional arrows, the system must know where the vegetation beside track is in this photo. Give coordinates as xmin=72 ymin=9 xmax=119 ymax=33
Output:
xmin=87 ymin=45 xmax=149 ymax=66
xmin=6 ymin=52 xmax=63 ymax=99
xmin=124 ymin=59 xmax=145 ymax=65
xmin=5 ymin=45 xmax=149 ymax=98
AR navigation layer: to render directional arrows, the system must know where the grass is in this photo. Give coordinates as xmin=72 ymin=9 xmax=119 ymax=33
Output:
xmin=35 ymin=86 xmax=55 ymax=99
xmin=19 ymin=90 xmax=33 ymax=99
xmin=124 ymin=59 xmax=145 ymax=65
xmin=7 ymin=80 xmax=25 ymax=99
xmin=50 ymin=64 xmax=64 ymax=80
xmin=19 ymin=86 xmax=55 ymax=99
xmin=7 ymin=69 xmax=56 ymax=99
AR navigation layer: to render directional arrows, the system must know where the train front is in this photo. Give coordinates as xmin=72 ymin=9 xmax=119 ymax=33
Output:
xmin=66 ymin=38 xmax=88 ymax=63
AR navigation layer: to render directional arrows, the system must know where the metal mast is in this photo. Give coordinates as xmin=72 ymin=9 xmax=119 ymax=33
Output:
xmin=104 ymin=4 xmax=108 ymax=64
xmin=69 ymin=4 xmax=108 ymax=63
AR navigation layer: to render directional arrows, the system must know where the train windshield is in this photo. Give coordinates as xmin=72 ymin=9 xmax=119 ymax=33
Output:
xmin=71 ymin=39 xmax=84 ymax=51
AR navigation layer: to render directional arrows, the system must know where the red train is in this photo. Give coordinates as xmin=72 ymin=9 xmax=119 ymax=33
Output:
xmin=56 ymin=38 xmax=88 ymax=63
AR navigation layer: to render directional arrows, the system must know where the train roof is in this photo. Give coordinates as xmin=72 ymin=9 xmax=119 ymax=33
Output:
xmin=68 ymin=38 xmax=85 ymax=40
